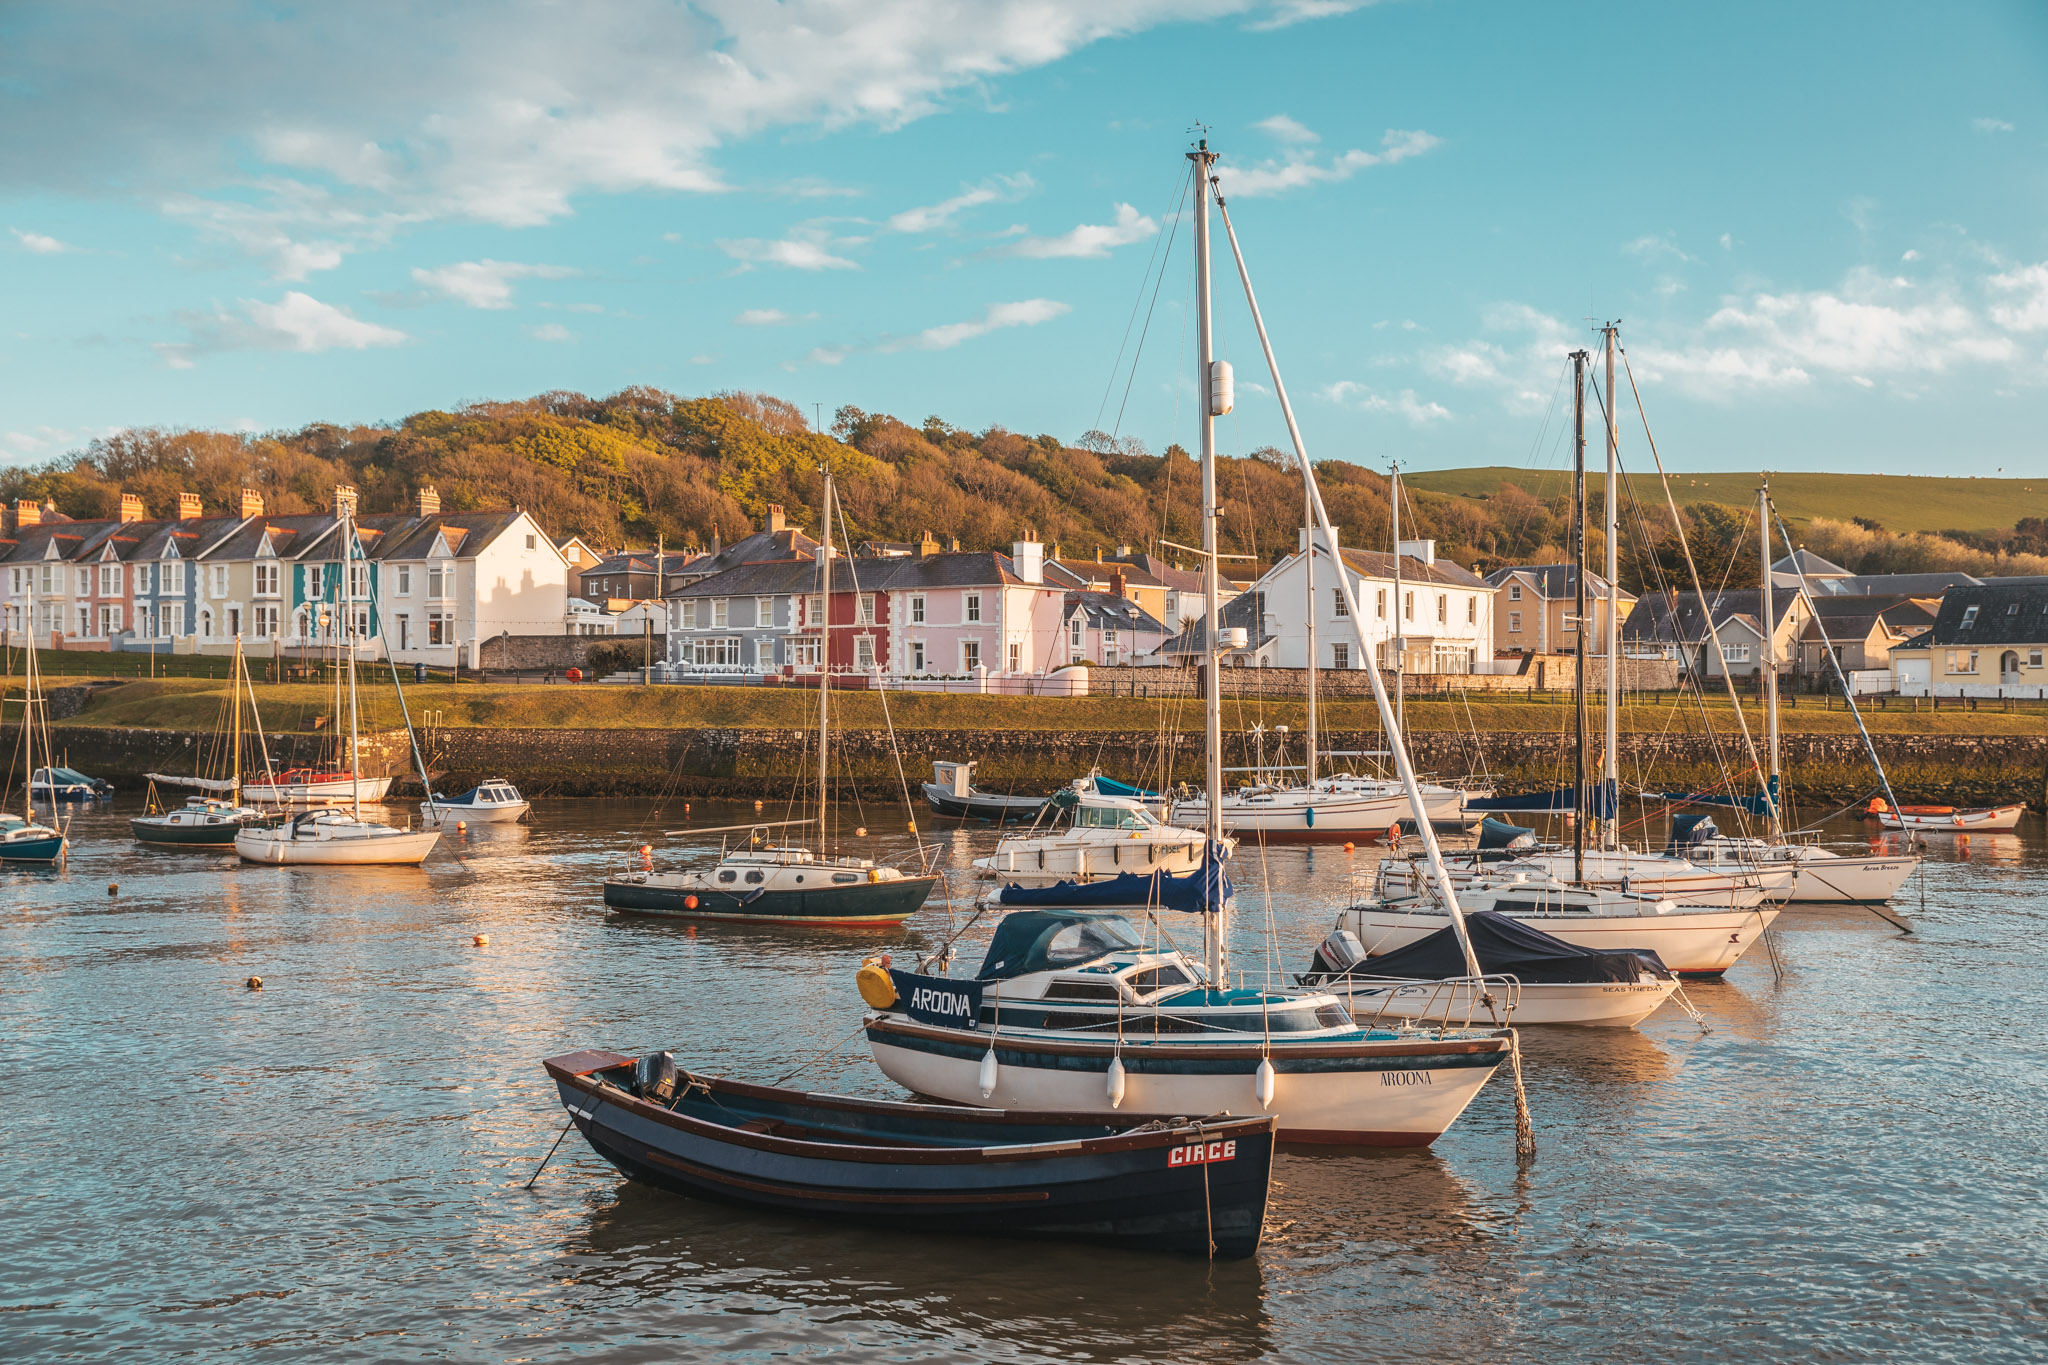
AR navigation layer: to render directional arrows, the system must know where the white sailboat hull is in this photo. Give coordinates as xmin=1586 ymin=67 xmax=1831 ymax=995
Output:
xmin=1331 ymin=976 xmax=1680 ymax=1028
xmin=243 ymin=776 xmax=394 ymax=806
xmin=974 ymin=833 xmax=1216 ymax=886
xmin=1783 ymin=852 xmax=1918 ymax=902
xmin=423 ymin=799 xmax=528 ymax=824
xmin=1167 ymin=789 xmax=1409 ymax=841
xmin=866 ymin=1019 xmax=1507 ymax=1146
xmin=1339 ymin=903 xmax=1779 ymax=977
xmin=1379 ymin=851 xmax=1772 ymax=908
xmin=234 ymin=824 xmax=439 ymax=866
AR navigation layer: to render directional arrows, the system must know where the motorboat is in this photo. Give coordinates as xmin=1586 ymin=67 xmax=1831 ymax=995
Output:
xmin=977 ymin=788 xmax=1227 ymax=887
xmin=422 ymin=779 xmax=529 ymax=824
xmin=863 ymin=908 xmax=1511 ymax=1146
xmin=1339 ymin=874 xmax=1780 ymax=978
xmin=1299 ymin=913 xmax=1681 ymax=1028
xmin=234 ymin=807 xmax=439 ymax=865
xmin=604 ymin=828 xmax=936 ymax=926
xmin=30 ymin=766 xmax=110 ymax=801
xmin=922 ymin=760 xmax=1048 ymax=823
xmin=241 ymin=767 xmax=394 ymax=806
xmin=132 ymin=796 xmax=283 ymax=847
xmin=1166 ymin=779 xmax=1410 ymax=843
xmin=1865 ymin=798 xmax=2025 ymax=833
xmin=542 ymin=1049 xmax=1275 ymax=1258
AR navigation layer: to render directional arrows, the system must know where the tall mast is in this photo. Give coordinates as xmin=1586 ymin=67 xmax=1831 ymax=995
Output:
xmin=1571 ymin=349 xmax=1589 ymax=885
xmin=1760 ymin=477 xmax=1781 ymax=837
xmin=1191 ymin=137 xmax=1224 ymax=988
xmin=1303 ymin=468 xmax=1316 ymax=785
xmin=817 ymin=471 xmax=833 ymax=851
xmin=231 ymin=637 xmax=243 ymax=805
xmin=340 ymin=491 xmax=362 ymax=821
xmin=1602 ymin=324 xmax=1621 ymax=851
xmin=1390 ymin=463 xmax=1404 ymax=735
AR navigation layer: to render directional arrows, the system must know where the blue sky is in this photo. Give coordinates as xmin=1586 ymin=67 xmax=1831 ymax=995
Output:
xmin=4 ymin=0 xmax=2046 ymax=478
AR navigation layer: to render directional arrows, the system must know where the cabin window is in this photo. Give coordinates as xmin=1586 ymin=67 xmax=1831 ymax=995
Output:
xmin=1077 ymin=805 xmax=1148 ymax=830
xmin=1045 ymin=980 xmax=1123 ymax=1002
xmin=1041 ymin=917 xmax=1144 ymax=967
xmin=1125 ymin=965 xmax=1190 ymax=994
xmin=719 ymin=870 xmax=736 ymax=883
xmin=744 ymin=871 xmax=764 ymax=884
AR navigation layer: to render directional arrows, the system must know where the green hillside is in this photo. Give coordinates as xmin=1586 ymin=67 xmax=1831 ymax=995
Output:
xmin=1404 ymin=467 xmax=2048 ymax=536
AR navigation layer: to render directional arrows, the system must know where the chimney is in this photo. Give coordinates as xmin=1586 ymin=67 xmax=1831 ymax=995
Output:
xmin=766 ymin=504 xmax=786 ymax=533
xmin=414 ymin=484 xmax=440 ymax=518
xmin=946 ymin=536 xmax=960 ymax=552
xmin=1109 ymin=570 xmax=1127 ymax=599
xmin=119 ymin=493 xmax=145 ymax=523
xmin=1116 ymin=544 xmax=1132 ymax=558
xmin=14 ymin=499 xmax=40 ymax=530
xmin=917 ymin=530 xmax=940 ymax=559
xmin=334 ymin=484 xmax=358 ymax=518
xmin=179 ymin=492 xmax=203 ymax=520
xmin=1010 ymin=537 xmax=1044 ymax=584
xmin=1049 ymin=541 xmax=1062 ymax=562
xmin=239 ymin=488 xmax=265 ymax=518
xmin=1397 ymin=538 xmax=1437 ymax=566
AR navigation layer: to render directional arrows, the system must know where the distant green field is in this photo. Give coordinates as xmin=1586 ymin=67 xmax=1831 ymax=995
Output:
xmin=1404 ymin=467 xmax=2048 ymax=535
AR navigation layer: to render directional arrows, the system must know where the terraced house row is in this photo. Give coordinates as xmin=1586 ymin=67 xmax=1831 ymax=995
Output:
xmin=0 ymin=486 xmax=570 ymax=666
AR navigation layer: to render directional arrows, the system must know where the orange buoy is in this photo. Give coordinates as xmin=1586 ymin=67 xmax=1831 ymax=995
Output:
xmin=107 ymin=883 xmax=118 ymax=895
xmin=1386 ymin=824 xmax=1400 ymax=843
xmin=754 ymin=800 xmax=764 ymax=811
xmin=456 ymin=820 xmax=467 ymax=833
xmin=246 ymin=976 xmax=263 ymax=990
xmin=1344 ymin=842 xmax=1355 ymax=853
xmin=855 ymin=826 xmax=867 ymax=838
xmin=683 ymin=894 xmax=699 ymax=910
xmin=473 ymin=933 xmax=489 ymax=947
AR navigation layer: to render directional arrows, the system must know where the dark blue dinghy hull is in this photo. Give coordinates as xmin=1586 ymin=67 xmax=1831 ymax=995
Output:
xmin=543 ymin=1051 xmax=1273 ymax=1258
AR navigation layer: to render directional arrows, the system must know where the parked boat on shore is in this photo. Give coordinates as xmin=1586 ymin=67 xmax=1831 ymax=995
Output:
xmin=542 ymin=1048 xmax=1275 ymax=1258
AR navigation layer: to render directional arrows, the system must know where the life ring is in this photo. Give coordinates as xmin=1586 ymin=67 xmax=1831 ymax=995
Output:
xmin=1385 ymin=824 xmax=1400 ymax=844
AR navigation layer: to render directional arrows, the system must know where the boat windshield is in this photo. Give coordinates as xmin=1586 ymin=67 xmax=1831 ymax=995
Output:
xmin=1074 ymin=804 xmax=1150 ymax=831
xmin=977 ymin=911 xmax=1146 ymax=981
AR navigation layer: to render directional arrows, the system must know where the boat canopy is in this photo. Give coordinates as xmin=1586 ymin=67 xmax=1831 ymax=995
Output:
xmin=1088 ymin=774 xmax=1157 ymax=799
xmin=1466 ymin=780 xmax=1616 ymax=818
xmin=994 ymin=861 xmax=1232 ymax=916
xmin=1326 ymin=910 xmax=1672 ymax=985
xmin=1665 ymin=813 xmax=1722 ymax=854
xmin=976 ymin=910 xmax=1146 ymax=982
xmin=1477 ymin=817 xmax=1536 ymax=850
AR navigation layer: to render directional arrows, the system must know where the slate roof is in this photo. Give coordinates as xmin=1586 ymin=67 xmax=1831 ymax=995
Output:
xmin=1907 ymin=582 xmax=2048 ymax=647
xmin=666 ymin=550 xmax=1039 ymax=600
xmin=670 ymin=528 xmax=822 ymax=582
xmin=1064 ymin=592 xmax=1167 ymax=635
xmin=1336 ymin=547 xmax=1488 ymax=589
xmin=1769 ymin=549 xmax=1851 ymax=578
xmin=1482 ymin=563 xmax=1627 ymax=600
xmin=1622 ymin=589 xmax=1802 ymax=645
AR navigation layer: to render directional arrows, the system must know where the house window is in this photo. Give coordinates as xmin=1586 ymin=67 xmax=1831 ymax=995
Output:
xmin=1376 ymin=588 xmax=1386 ymax=619
xmin=1509 ymin=583 xmax=1522 ymax=601
xmin=691 ymin=637 xmax=742 ymax=667
xmin=77 ymin=568 xmax=91 ymax=596
xmin=911 ymin=640 xmax=927 ymax=672
xmin=397 ymin=615 xmax=411 ymax=651
xmin=755 ymin=596 xmax=774 ymax=627
xmin=1437 ymin=594 xmax=1447 ymax=624
xmin=1509 ymin=611 xmax=1523 ymax=634
xmin=806 ymin=594 xmax=824 ymax=625
xmin=859 ymin=594 xmax=876 ymax=625
xmin=254 ymin=604 xmax=278 ymax=639
xmin=1404 ymin=591 xmax=1414 ymax=622
xmin=1722 ymin=642 xmax=1750 ymax=663
xmin=1070 ymin=617 xmax=1084 ymax=647
xmin=1565 ymin=613 xmax=1578 ymax=633
xmin=678 ymin=601 xmax=697 ymax=629
xmin=1104 ymin=627 xmax=1119 ymax=647
xmin=1947 ymin=649 xmax=1979 ymax=674
xmin=226 ymin=607 xmax=241 ymax=637
xmin=161 ymin=603 xmax=183 ymax=636
xmin=1960 ymin=605 xmax=1979 ymax=628
xmin=2031 ymin=650 xmax=2044 ymax=668
xmin=306 ymin=565 xmax=323 ymax=598
xmin=791 ymin=639 xmax=821 ymax=670
xmin=163 ymin=562 xmax=184 ymax=594
xmin=965 ymin=593 xmax=982 ymax=623
xmin=428 ymin=612 xmax=455 ymax=645
xmin=525 ymin=534 xmax=537 ymax=551
xmin=99 ymin=604 xmax=121 ymax=636
xmin=350 ymin=565 xmax=369 ymax=599
xmin=1333 ymin=589 xmax=1348 ymax=618
xmin=76 ymin=605 xmax=90 ymax=637
xmin=911 ymin=595 xmax=926 ymax=624
xmin=135 ymin=564 xmax=152 ymax=594
xmin=712 ymin=599 xmax=729 ymax=629
xmin=1008 ymin=641 xmax=1022 ymax=672
xmin=2008 ymin=603 xmax=2021 ymax=615
xmin=1467 ymin=596 xmax=1477 ymax=625
xmin=855 ymin=636 xmax=876 ymax=670
xmin=397 ymin=566 xmax=411 ymax=595
xmin=199 ymin=609 xmax=213 ymax=639
xmin=254 ymin=563 xmax=279 ymax=596
xmin=962 ymin=639 xmax=982 ymax=671
xmin=41 ymin=565 xmax=56 ymax=594
xmin=1332 ymin=642 xmax=1349 ymax=669
xmin=427 ymin=566 xmax=445 ymax=598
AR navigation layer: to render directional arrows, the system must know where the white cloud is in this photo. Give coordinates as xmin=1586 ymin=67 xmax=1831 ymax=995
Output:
xmin=1901 ymin=249 xmax=1921 ymax=262
xmin=1219 ymin=128 xmax=1439 ymax=197
xmin=888 ymin=173 xmax=1034 ymax=233
xmin=717 ymin=235 xmax=859 ymax=271
xmin=734 ymin=308 xmax=817 ymax=325
xmin=1248 ymin=0 xmax=1383 ymax=30
xmin=1001 ymin=203 xmax=1156 ymax=259
xmin=11 ymin=228 xmax=70 ymax=254
xmin=1719 ymin=233 xmax=1733 ymax=250
xmin=1253 ymin=114 xmax=1318 ymax=144
xmin=527 ymin=322 xmax=575 ymax=342
xmin=1319 ymin=381 xmax=1450 ymax=425
xmin=1973 ymin=117 xmax=2015 ymax=133
xmin=159 ymin=291 xmax=408 ymax=366
xmin=1988 ymin=263 xmax=2048 ymax=332
xmin=411 ymin=258 xmax=576 ymax=308
xmin=891 ymin=298 xmax=1070 ymax=350
xmin=1624 ymin=233 xmax=1694 ymax=263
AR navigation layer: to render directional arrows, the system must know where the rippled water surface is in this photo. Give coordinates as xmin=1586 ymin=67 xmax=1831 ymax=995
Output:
xmin=6 ymin=797 xmax=2047 ymax=1362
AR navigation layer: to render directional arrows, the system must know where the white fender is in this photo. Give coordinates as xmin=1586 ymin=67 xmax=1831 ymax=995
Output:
xmin=1106 ymin=1055 xmax=1126 ymax=1108
xmin=1255 ymin=1056 xmax=1276 ymax=1108
xmin=978 ymin=1045 xmax=999 ymax=1100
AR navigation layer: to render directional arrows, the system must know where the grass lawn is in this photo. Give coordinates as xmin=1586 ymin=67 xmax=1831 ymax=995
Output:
xmin=20 ymin=677 xmax=2048 ymax=737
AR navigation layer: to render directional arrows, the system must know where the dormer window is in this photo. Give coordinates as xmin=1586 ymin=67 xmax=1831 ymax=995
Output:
xmin=1960 ymin=605 xmax=1979 ymax=629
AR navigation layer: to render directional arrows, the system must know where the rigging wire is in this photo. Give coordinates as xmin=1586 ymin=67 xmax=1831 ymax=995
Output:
xmin=1095 ymin=161 xmax=1196 ymax=435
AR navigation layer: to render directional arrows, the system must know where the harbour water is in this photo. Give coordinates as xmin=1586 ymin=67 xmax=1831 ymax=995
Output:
xmin=6 ymin=798 xmax=2046 ymax=1361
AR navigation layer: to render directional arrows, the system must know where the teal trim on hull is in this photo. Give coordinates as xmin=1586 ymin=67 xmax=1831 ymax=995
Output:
xmin=604 ymin=875 xmax=937 ymax=925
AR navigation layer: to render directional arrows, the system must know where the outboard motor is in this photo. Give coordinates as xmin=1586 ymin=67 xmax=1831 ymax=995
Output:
xmin=633 ymin=1050 xmax=678 ymax=1106
xmin=1311 ymin=928 xmax=1369 ymax=978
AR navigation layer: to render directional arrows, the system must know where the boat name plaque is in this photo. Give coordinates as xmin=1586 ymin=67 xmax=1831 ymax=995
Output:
xmin=889 ymin=970 xmax=985 ymax=1028
xmin=1167 ymin=1140 xmax=1238 ymax=1168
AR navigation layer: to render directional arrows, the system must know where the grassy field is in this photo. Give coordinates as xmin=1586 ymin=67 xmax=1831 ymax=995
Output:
xmin=17 ymin=677 xmax=2047 ymax=738
xmin=1404 ymin=467 xmax=2048 ymax=534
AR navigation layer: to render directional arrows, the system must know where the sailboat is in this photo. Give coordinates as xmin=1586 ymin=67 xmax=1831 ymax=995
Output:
xmin=603 ymin=469 xmax=939 ymax=925
xmin=1 ymin=637 xmax=69 ymax=864
xmin=234 ymin=488 xmax=440 ymax=867
xmin=1677 ymin=479 xmax=1921 ymax=902
xmin=241 ymin=610 xmax=393 ymax=806
xmin=863 ymin=139 xmax=1514 ymax=1146
xmin=133 ymin=638 xmax=286 ymax=846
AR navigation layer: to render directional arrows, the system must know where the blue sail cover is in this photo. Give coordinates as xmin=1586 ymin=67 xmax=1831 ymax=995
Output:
xmin=994 ymin=857 xmax=1230 ymax=915
xmin=1088 ymin=775 xmax=1158 ymax=799
xmin=1465 ymin=779 xmax=1616 ymax=818
xmin=1653 ymin=775 xmax=1778 ymax=817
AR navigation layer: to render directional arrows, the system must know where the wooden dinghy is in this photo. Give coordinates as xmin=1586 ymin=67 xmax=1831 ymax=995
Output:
xmin=541 ymin=1050 xmax=1275 ymax=1258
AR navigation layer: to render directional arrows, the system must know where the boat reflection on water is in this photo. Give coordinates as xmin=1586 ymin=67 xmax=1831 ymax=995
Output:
xmin=560 ymin=1184 xmax=1273 ymax=1365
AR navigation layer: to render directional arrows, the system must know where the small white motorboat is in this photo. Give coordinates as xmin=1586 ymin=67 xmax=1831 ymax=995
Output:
xmin=1866 ymin=798 xmax=2026 ymax=832
xmin=422 ymin=779 xmax=529 ymax=824
xmin=30 ymin=766 xmax=110 ymax=801
xmin=234 ymin=807 xmax=440 ymax=866
xmin=976 ymin=789 xmax=1227 ymax=887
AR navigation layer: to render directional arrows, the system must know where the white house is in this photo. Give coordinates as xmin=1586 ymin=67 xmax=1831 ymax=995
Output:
xmin=1239 ymin=532 xmax=1495 ymax=672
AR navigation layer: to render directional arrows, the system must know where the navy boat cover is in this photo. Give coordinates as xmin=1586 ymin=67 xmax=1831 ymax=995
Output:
xmin=1665 ymin=813 xmax=1721 ymax=854
xmin=977 ymin=910 xmax=1148 ymax=981
xmin=1328 ymin=910 xmax=1672 ymax=984
xmin=1465 ymin=779 xmax=1616 ymax=817
xmin=993 ymin=859 xmax=1230 ymax=916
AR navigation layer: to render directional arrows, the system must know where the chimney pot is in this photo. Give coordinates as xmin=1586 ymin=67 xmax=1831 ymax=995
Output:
xmin=766 ymin=504 xmax=786 ymax=533
xmin=13 ymin=499 xmax=40 ymax=529
xmin=414 ymin=484 xmax=440 ymax=518
xmin=119 ymin=493 xmax=145 ymax=523
xmin=334 ymin=484 xmax=358 ymax=518
xmin=178 ymin=492 xmax=203 ymax=520
xmin=239 ymin=488 xmax=265 ymax=518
